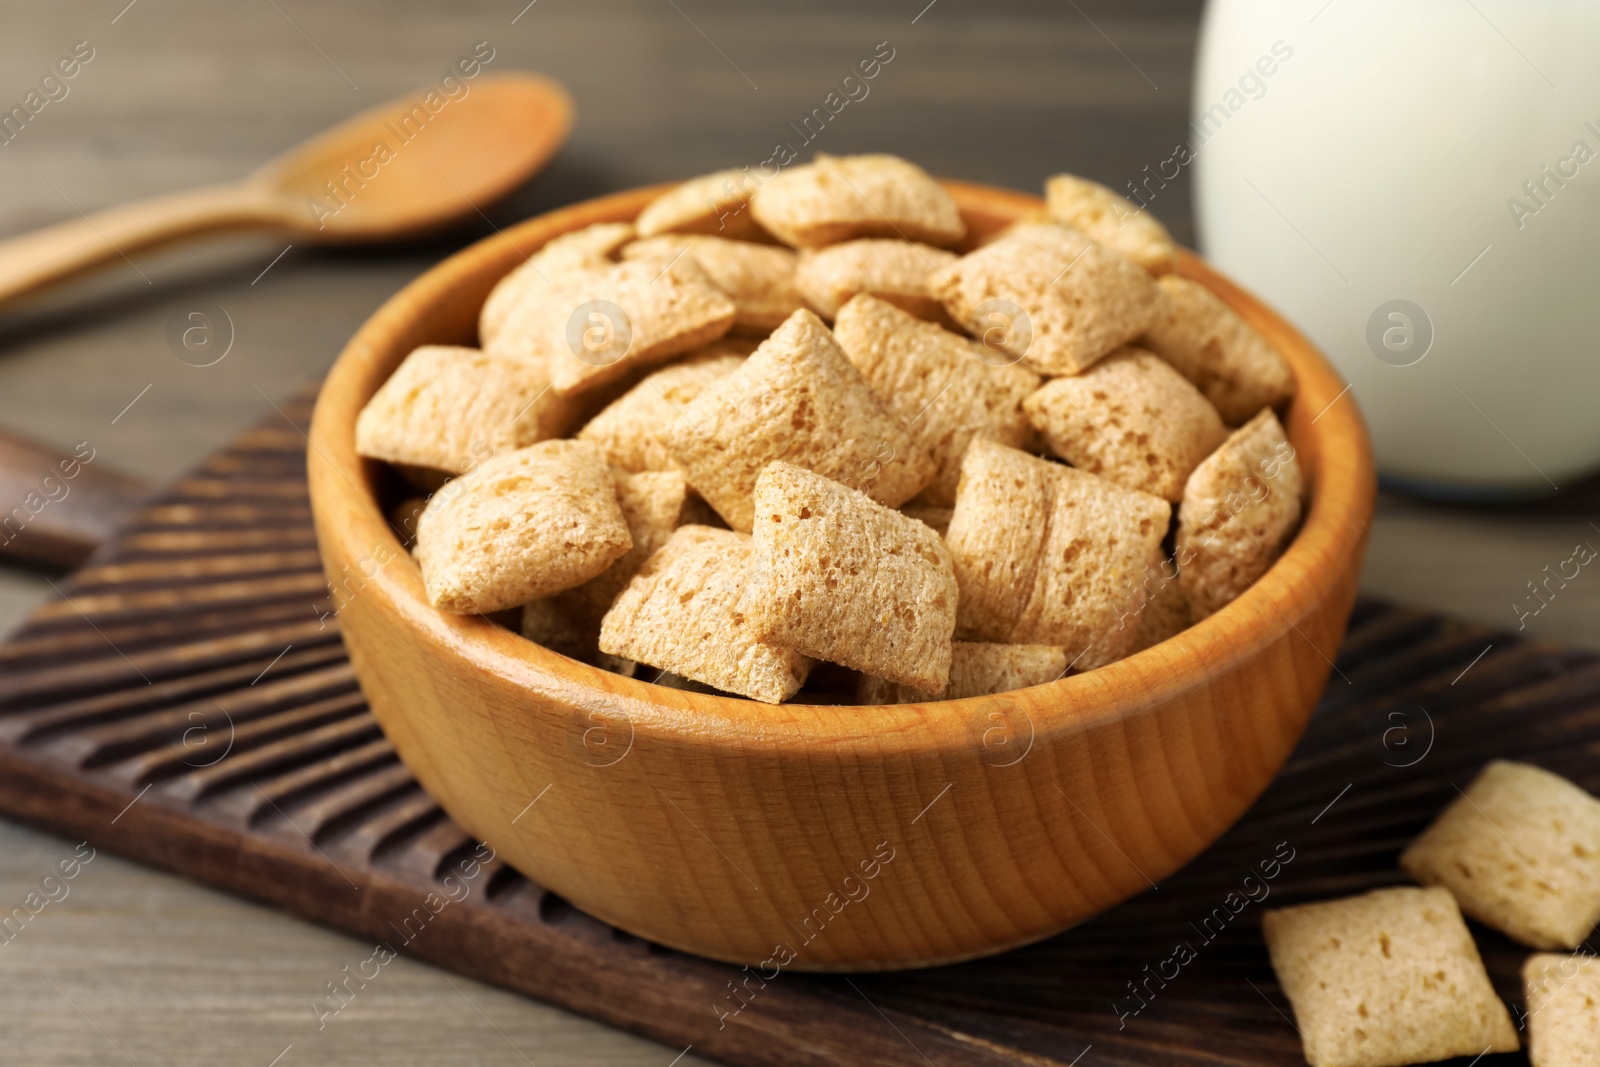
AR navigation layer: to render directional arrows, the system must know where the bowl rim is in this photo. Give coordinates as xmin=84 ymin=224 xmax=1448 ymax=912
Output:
xmin=308 ymin=179 xmax=1375 ymax=755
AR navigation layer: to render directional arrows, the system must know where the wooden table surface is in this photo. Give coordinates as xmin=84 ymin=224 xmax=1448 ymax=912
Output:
xmin=1 ymin=1 xmax=1595 ymax=1062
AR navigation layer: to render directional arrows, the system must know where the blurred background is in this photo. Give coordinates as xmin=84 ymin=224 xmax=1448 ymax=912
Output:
xmin=0 ymin=1 xmax=1594 ymax=1063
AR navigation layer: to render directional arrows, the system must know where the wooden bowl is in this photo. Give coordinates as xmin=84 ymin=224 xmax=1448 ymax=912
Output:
xmin=307 ymin=182 xmax=1375 ymax=971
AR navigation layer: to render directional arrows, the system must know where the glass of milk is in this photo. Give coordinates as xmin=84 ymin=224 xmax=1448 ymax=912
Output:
xmin=1192 ymin=0 xmax=1600 ymax=497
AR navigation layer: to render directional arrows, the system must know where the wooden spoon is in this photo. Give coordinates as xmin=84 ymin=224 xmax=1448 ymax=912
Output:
xmin=0 ymin=73 xmax=569 ymax=568
xmin=0 ymin=72 xmax=572 ymax=305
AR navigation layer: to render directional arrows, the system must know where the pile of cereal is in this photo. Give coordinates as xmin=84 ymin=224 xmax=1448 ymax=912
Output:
xmin=357 ymin=153 xmax=1303 ymax=704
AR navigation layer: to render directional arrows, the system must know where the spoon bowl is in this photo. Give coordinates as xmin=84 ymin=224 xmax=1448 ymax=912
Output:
xmin=0 ymin=72 xmax=572 ymax=305
xmin=255 ymin=73 xmax=573 ymax=240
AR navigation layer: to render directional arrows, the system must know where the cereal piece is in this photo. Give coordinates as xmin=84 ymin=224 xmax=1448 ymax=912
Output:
xmin=556 ymin=469 xmax=689 ymax=624
xmin=1131 ymin=554 xmax=1189 ymax=653
xmin=576 ymin=346 xmax=748 ymax=472
xmin=971 ymin=209 xmax=1052 ymax=248
xmin=519 ymin=469 xmax=686 ymax=664
xmin=944 ymin=439 xmax=1057 ymax=643
xmin=946 ymin=440 xmax=1168 ymax=668
xmin=354 ymin=345 xmax=553 ymax=477
xmin=1524 ymin=953 xmax=1600 ymax=1067
xmin=1176 ymin=409 xmax=1302 ymax=619
xmin=900 ymin=502 xmax=953 ymax=537
xmin=479 ymin=222 xmax=635 ymax=347
xmin=635 ymin=168 xmax=770 ymax=243
xmin=856 ymin=642 xmax=1066 ymax=704
xmin=1400 ymin=761 xmax=1600 ymax=949
xmin=1019 ymin=466 xmax=1171 ymax=669
xmin=1262 ymin=887 xmax=1519 ymax=1067
xmin=1022 ymin=345 xmax=1227 ymax=502
xmin=1144 ymin=275 xmax=1296 ymax=425
xmin=488 ymin=260 xmax=736 ymax=396
xmin=931 ymin=222 xmax=1160 ymax=376
xmin=388 ymin=497 xmax=428 ymax=553
xmin=1045 ymin=173 xmax=1178 ymax=273
xmin=622 ymin=235 xmax=804 ymax=333
xmin=598 ymin=525 xmax=812 ymax=703
xmin=750 ymin=154 xmax=965 ymax=249
xmin=748 ymin=463 xmax=956 ymax=693
xmin=662 ymin=309 xmax=935 ymax=532
xmin=833 ymin=294 xmax=1040 ymax=507
xmin=415 ymin=441 xmax=631 ymax=614
xmin=794 ymin=238 xmax=959 ymax=320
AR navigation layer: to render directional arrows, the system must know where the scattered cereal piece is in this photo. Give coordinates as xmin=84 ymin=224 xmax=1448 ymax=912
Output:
xmin=479 ymin=222 xmax=635 ymax=347
xmin=576 ymin=345 xmax=749 ymax=472
xmin=662 ymin=309 xmax=935 ymax=531
xmin=1144 ymin=275 xmax=1296 ymax=426
xmin=355 ymin=345 xmax=553 ymax=476
xmin=1176 ymin=408 xmax=1302 ymax=619
xmin=834 ymin=294 xmax=1040 ymax=506
xmin=751 ymin=154 xmax=965 ymax=249
xmin=1523 ymin=953 xmax=1600 ymax=1067
xmin=946 ymin=440 xmax=1169 ymax=668
xmin=931 ymin=222 xmax=1160 ymax=376
xmin=1262 ymin=886 xmax=1519 ymax=1067
xmin=635 ymin=168 xmax=770 ymax=243
xmin=488 ymin=260 xmax=736 ymax=396
xmin=1045 ymin=173 xmax=1178 ymax=273
xmin=623 ymin=234 xmax=804 ymax=333
xmin=416 ymin=441 xmax=632 ymax=614
xmin=748 ymin=462 xmax=957 ymax=693
xmin=598 ymin=525 xmax=813 ymax=703
xmin=794 ymin=238 xmax=959 ymax=320
xmin=856 ymin=641 xmax=1066 ymax=704
xmin=1022 ymin=345 xmax=1226 ymax=502
xmin=1400 ymin=761 xmax=1600 ymax=949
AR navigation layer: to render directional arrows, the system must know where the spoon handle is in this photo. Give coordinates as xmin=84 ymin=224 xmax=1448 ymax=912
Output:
xmin=0 ymin=182 xmax=282 ymax=306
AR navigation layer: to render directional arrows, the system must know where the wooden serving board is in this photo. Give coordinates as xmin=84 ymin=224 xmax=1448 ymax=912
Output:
xmin=0 ymin=391 xmax=1579 ymax=1067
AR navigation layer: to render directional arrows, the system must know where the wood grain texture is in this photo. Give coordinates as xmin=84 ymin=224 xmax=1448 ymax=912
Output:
xmin=0 ymin=398 xmax=1574 ymax=1065
xmin=306 ymin=182 xmax=1376 ymax=969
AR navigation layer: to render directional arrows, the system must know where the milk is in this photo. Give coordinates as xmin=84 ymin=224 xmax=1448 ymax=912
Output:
xmin=1193 ymin=0 xmax=1600 ymax=495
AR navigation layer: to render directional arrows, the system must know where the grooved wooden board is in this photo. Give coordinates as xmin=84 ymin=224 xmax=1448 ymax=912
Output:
xmin=0 ymin=391 xmax=1576 ymax=1067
